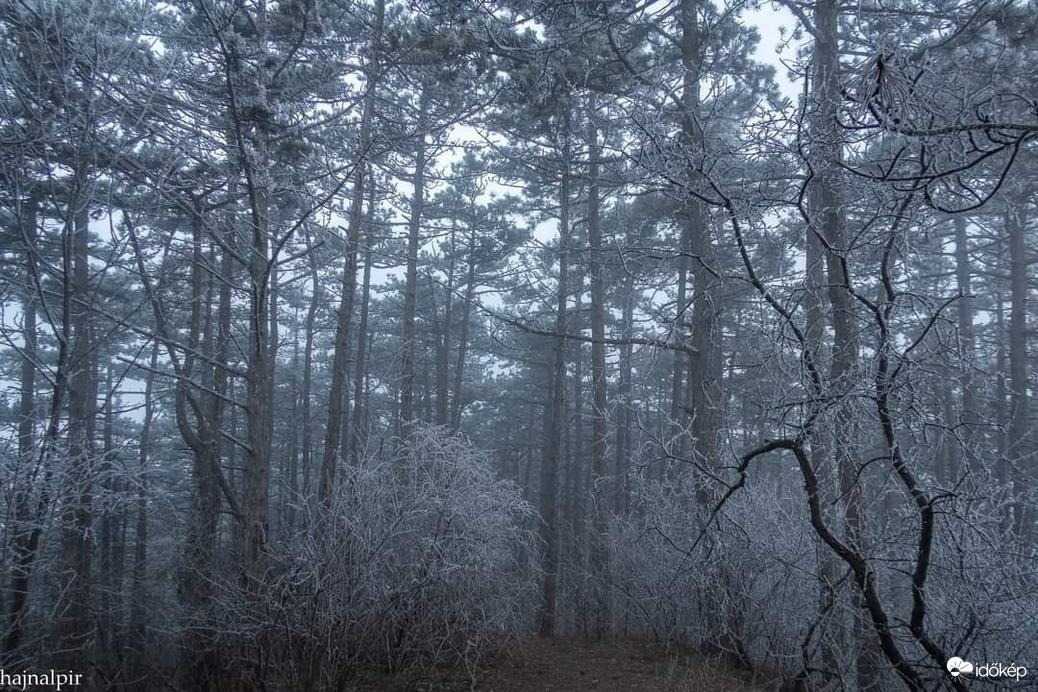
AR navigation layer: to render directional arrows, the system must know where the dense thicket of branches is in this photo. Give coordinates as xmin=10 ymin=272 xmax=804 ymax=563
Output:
xmin=0 ymin=0 xmax=1035 ymax=690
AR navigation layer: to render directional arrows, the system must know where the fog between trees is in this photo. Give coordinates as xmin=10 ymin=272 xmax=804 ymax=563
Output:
xmin=0 ymin=0 xmax=1036 ymax=690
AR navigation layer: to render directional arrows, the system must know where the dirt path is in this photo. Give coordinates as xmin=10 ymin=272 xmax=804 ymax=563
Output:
xmin=352 ymin=638 xmax=767 ymax=691
xmin=471 ymin=638 xmax=764 ymax=692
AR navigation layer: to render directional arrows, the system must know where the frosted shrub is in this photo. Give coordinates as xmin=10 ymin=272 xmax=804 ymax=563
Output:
xmin=233 ymin=425 xmax=538 ymax=689
xmin=612 ymin=469 xmax=814 ymax=662
xmin=611 ymin=463 xmax=1037 ymax=691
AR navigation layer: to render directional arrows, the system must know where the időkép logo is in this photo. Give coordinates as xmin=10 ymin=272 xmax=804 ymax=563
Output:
xmin=947 ymin=656 xmax=1027 ymax=681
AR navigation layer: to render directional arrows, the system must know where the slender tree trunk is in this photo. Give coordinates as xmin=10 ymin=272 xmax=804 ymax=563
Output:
xmin=939 ymin=377 xmax=957 ymax=485
xmin=268 ymin=259 xmax=280 ymax=534
xmin=320 ymin=0 xmax=383 ymax=503
xmin=399 ymin=84 xmax=431 ymax=438
xmin=302 ymin=225 xmax=319 ymax=500
xmin=669 ymin=227 xmax=690 ymax=469
xmin=283 ymin=312 xmax=300 ymax=536
xmin=586 ymin=105 xmax=611 ymax=636
xmin=571 ymin=277 xmax=586 ymax=577
xmin=538 ymin=108 xmax=571 ymax=637
xmin=211 ymin=214 xmax=236 ymax=539
xmin=351 ymin=177 xmax=376 ymax=465
xmin=59 ymin=202 xmax=94 ymax=662
xmin=615 ymin=262 xmax=633 ymax=517
xmin=14 ymin=192 xmax=37 ymax=479
xmin=130 ymin=342 xmax=158 ymax=646
xmin=1006 ymin=208 xmax=1031 ymax=541
xmin=436 ymin=221 xmax=457 ymax=427
xmin=995 ymin=292 xmax=1008 ymax=484
xmin=812 ymin=0 xmax=876 ymax=683
xmin=99 ymin=365 xmax=116 ymax=650
xmin=807 ymin=199 xmax=843 ymax=670
xmin=243 ymin=136 xmax=272 ymax=589
xmin=953 ymin=216 xmax=977 ymax=477
xmin=5 ymin=190 xmax=43 ymax=663
xmin=182 ymin=212 xmax=222 ymax=688
xmin=450 ymin=223 xmax=478 ymax=431
xmin=228 ymin=377 xmax=243 ymax=557
xmin=680 ymin=0 xmax=722 ymax=488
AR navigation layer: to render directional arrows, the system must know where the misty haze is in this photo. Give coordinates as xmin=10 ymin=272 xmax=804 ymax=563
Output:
xmin=0 ymin=0 xmax=1035 ymax=690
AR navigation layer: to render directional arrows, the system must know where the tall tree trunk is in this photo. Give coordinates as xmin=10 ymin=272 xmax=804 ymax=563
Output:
xmin=436 ymin=220 xmax=457 ymax=426
xmin=953 ymin=216 xmax=977 ymax=478
xmin=1006 ymin=208 xmax=1031 ymax=541
xmin=803 ymin=19 xmax=842 ymax=676
xmin=351 ymin=176 xmax=376 ymax=465
xmin=399 ymin=84 xmax=431 ymax=438
xmin=211 ymin=213 xmax=237 ymax=539
xmin=243 ymin=127 xmax=272 ymax=589
xmin=320 ymin=0 xmax=383 ymax=503
xmin=586 ymin=105 xmax=611 ymax=636
xmin=99 ymin=364 xmax=117 ymax=652
xmin=302 ymin=225 xmax=320 ymax=500
xmin=680 ymin=0 xmax=722 ymax=486
xmin=240 ymin=0 xmax=276 ymax=584
xmin=995 ymin=292 xmax=1008 ymax=486
xmin=268 ymin=258 xmax=280 ymax=535
xmin=669 ymin=227 xmax=690 ymax=469
xmin=812 ymin=0 xmax=876 ymax=684
xmin=228 ymin=377 xmax=243 ymax=558
xmin=939 ymin=377 xmax=957 ymax=486
xmin=59 ymin=203 xmax=94 ymax=662
xmin=5 ymin=190 xmax=44 ymax=663
xmin=130 ymin=342 xmax=158 ymax=646
xmin=615 ymin=259 xmax=633 ymax=517
xmin=283 ymin=312 xmax=300 ymax=536
xmin=182 ymin=212 xmax=223 ymax=688
xmin=450 ymin=223 xmax=478 ymax=431
xmin=537 ymin=107 xmax=571 ymax=637
xmin=420 ymin=342 xmax=434 ymax=423
xmin=571 ymin=277 xmax=586 ymax=586
xmin=14 ymin=191 xmax=37 ymax=516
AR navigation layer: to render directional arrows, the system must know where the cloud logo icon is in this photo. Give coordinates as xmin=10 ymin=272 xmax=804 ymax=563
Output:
xmin=947 ymin=657 xmax=974 ymax=677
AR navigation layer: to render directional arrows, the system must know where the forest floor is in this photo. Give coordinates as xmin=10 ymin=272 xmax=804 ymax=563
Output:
xmin=357 ymin=638 xmax=770 ymax=691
